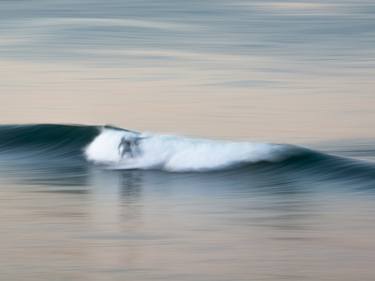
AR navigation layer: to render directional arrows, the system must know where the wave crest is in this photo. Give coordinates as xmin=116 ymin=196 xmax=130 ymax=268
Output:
xmin=84 ymin=128 xmax=296 ymax=172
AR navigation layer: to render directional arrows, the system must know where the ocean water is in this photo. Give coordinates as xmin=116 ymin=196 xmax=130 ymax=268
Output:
xmin=1 ymin=0 xmax=375 ymax=141
xmin=1 ymin=0 xmax=375 ymax=280
xmin=0 ymin=125 xmax=375 ymax=281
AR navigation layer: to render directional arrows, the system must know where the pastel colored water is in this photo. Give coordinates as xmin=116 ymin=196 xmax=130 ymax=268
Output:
xmin=1 ymin=0 xmax=375 ymax=142
xmin=1 ymin=1 xmax=375 ymax=280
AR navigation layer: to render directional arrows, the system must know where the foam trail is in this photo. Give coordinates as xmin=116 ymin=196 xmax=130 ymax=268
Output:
xmin=84 ymin=128 xmax=292 ymax=172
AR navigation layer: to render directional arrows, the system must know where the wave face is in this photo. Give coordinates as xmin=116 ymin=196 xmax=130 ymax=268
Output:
xmin=0 ymin=124 xmax=98 ymax=159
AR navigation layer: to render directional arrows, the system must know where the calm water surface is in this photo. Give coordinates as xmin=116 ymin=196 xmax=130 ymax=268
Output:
xmin=0 ymin=0 xmax=375 ymax=141
xmin=2 ymin=170 xmax=375 ymax=281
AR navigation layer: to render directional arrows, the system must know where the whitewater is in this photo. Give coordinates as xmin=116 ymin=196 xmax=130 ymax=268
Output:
xmin=84 ymin=127 xmax=295 ymax=172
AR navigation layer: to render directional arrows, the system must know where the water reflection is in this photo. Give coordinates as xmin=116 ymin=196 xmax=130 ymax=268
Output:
xmin=1 ymin=154 xmax=375 ymax=280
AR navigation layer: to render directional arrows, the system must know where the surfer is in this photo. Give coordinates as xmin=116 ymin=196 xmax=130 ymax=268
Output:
xmin=118 ymin=137 xmax=141 ymax=158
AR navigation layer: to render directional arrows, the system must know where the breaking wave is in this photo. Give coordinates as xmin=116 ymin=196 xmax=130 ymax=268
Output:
xmin=0 ymin=124 xmax=374 ymax=182
xmin=85 ymin=127 xmax=300 ymax=172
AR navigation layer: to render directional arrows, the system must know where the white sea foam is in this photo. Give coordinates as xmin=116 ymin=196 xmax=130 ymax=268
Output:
xmin=84 ymin=128 xmax=291 ymax=172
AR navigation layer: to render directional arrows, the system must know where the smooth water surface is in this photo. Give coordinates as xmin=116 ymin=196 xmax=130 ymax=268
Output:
xmin=0 ymin=0 xmax=375 ymax=141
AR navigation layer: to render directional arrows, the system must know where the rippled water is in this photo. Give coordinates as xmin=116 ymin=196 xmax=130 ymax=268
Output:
xmin=1 ymin=1 xmax=375 ymax=280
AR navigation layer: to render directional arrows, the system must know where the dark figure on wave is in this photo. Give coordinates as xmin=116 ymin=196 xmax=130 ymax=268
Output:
xmin=118 ymin=137 xmax=142 ymax=158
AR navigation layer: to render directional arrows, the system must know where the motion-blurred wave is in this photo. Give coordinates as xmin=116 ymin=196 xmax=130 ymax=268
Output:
xmin=0 ymin=124 xmax=374 ymax=189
